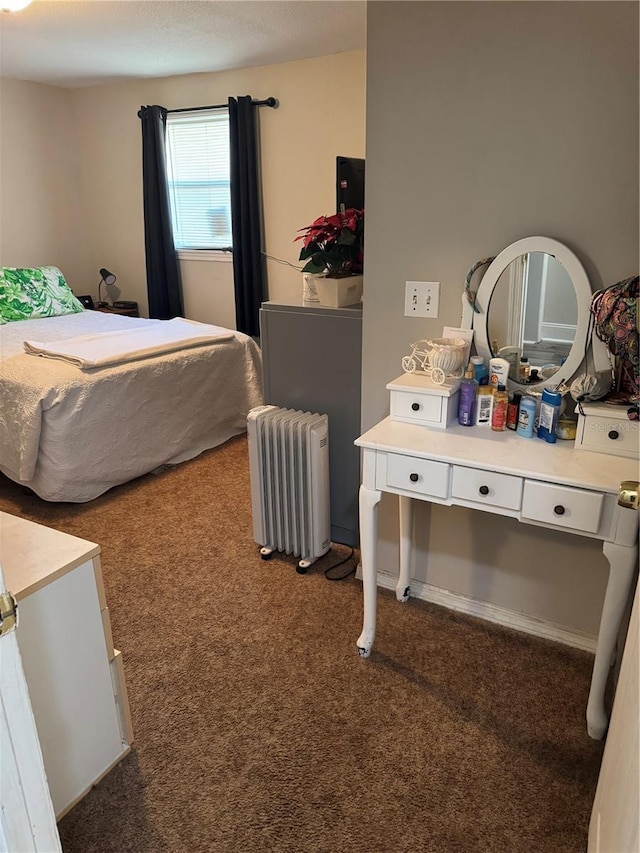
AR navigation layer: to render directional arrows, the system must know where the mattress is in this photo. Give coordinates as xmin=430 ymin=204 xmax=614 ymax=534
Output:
xmin=0 ymin=311 xmax=263 ymax=501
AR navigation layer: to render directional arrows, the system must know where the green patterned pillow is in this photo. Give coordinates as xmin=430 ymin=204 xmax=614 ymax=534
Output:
xmin=0 ymin=266 xmax=84 ymax=322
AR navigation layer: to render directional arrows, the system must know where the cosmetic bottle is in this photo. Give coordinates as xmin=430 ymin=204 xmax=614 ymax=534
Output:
xmin=470 ymin=355 xmax=488 ymax=385
xmin=498 ymin=346 xmax=521 ymax=380
xmin=537 ymin=389 xmax=562 ymax=443
xmin=506 ymin=392 xmax=521 ymax=430
xmin=516 ymin=396 xmax=536 ymax=438
xmin=491 ymin=384 xmax=508 ymax=431
xmin=489 ymin=357 xmax=510 ymax=389
xmin=457 ymin=364 xmax=478 ymax=426
xmin=475 ymin=385 xmax=493 ymax=426
xmin=518 ymin=356 xmax=530 ymax=382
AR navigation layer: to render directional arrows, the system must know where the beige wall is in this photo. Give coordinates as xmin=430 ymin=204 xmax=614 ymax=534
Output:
xmin=0 ymin=52 xmax=364 ymax=317
xmin=69 ymin=51 xmax=365 ymax=319
xmin=363 ymin=1 xmax=639 ymax=635
xmin=0 ymin=79 xmax=91 ymax=289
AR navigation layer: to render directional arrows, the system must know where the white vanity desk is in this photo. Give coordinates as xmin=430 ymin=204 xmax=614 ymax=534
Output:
xmin=355 ymin=417 xmax=638 ymax=739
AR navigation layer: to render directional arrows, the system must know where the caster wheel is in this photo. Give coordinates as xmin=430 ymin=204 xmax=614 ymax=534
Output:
xmin=260 ymin=547 xmax=273 ymax=560
xmin=296 ymin=564 xmax=308 ymax=575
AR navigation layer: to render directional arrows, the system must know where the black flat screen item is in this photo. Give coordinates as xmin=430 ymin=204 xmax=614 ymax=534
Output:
xmin=336 ymin=156 xmax=365 ymax=212
xmin=77 ymin=294 xmax=95 ymax=310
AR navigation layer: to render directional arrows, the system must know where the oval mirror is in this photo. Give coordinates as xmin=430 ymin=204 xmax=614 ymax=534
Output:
xmin=470 ymin=237 xmax=592 ymax=392
xmin=487 ymin=252 xmax=578 ymax=385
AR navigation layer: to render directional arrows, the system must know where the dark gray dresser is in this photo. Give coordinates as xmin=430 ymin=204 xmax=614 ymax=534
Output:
xmin=259 ymin=298 xmax=362 ymax=547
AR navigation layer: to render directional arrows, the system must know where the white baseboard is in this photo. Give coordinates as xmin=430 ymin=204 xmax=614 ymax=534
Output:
xmin=357 ymin=566 xmax=597 ymax=653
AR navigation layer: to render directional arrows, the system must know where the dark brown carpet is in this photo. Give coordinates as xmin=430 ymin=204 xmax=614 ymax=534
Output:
xmin=0 ymin=435 xmax=604 ymax=853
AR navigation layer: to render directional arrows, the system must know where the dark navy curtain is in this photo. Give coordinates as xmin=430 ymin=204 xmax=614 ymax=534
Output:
xmin=138 ymin=105 xmax=184 ymax=320
xmin=228 ymin=96 xmax=266 ymax=337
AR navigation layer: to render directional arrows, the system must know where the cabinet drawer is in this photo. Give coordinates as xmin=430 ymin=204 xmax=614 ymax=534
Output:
xmin=451 ymin=466 xmax=523 ymax=510
xmin=390 ymin=389 xmax=444 ymax=426
xmin=383 ymin=452 xmax=450 ymax=498
xmin=577 ymin=412 xmax=639 ymax=460
xmin=522 ymin=481 xmax=604 ymax=533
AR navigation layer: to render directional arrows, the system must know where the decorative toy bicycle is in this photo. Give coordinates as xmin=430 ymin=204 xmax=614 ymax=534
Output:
xmin=401 ymin=337 xmax=467 ymax=385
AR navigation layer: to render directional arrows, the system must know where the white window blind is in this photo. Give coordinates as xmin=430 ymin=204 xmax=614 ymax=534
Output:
xmin=165 ymin=109 xmax=232 ymax=250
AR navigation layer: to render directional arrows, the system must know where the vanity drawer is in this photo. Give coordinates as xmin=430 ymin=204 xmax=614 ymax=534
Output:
xmin=576 ymin=404 xmax=639 ymax=460
xmin=451 ymin=466 xmax=523 ymax=510
xmin=522 ymin=481 xmax=604 ymax=533
xmin=387 ymin=374 xmax=460 ymax=429
xmin=390 ymin=389 xmax=444 ymax=425
xmin=383 ymin=452 xmax=450 ymax=499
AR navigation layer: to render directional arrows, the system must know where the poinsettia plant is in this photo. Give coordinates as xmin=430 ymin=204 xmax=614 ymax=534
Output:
xmin=295 ymin=208 xmax=364 ymax=277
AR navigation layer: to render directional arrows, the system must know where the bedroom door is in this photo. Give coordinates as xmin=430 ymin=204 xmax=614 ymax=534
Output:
xmin=0 ymin=562 xmax=61 ymax=853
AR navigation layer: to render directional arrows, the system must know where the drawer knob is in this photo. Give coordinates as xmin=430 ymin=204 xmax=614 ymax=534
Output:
xmin=409 ymin=473 xmax=419 ymax=483
xmin=479 ymin=485 xmax=490 ymax=496
xmin=554 ymin=505 xmax=565 ymax=516
xmin=411 ymin=402 xmax=421 ymax=411
xmin=608 ymin=430 xmax=619 ymax=440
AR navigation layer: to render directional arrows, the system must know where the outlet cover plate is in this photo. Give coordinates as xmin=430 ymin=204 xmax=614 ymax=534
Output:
xmin=405 ymin=281 xmax=440 ymax=318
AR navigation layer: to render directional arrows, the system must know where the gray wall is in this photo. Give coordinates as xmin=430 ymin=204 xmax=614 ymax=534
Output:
xmin=362 ymin=1 xmax=639 ymax=636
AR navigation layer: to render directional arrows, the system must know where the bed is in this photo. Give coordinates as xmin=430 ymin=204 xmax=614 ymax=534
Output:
xmin=0 ymin=267 xmax=263 ymax=502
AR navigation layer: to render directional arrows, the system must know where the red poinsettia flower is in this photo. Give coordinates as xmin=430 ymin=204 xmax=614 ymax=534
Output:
xmin=295 ymin=208 xmax=364 ymax=277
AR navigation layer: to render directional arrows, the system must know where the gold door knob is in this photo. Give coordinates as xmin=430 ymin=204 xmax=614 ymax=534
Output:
xmin=618 ymin=481 xmax=640 ymax=510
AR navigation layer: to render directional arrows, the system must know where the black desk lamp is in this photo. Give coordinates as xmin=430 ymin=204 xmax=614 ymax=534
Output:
xmin=97 ymin=268 xmax=117 ymax=307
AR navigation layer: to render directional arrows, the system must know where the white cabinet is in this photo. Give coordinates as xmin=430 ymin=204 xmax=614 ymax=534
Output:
xmin=0 ymin=512 xmax=133 ymax=819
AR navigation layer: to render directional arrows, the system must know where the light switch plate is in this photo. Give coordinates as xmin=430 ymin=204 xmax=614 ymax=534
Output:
xmin=405 ymin=281 xmax=440 ymax=318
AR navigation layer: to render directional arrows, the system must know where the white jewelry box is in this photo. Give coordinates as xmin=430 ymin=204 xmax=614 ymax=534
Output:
xmin=387 ymin=373 xmax=460 ymax=429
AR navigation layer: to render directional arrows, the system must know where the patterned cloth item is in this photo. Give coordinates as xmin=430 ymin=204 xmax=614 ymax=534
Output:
xmin=590 ymin=275 xmax=639 ymax=405
xmin=0 ymin=266 xmax=84 ymax=322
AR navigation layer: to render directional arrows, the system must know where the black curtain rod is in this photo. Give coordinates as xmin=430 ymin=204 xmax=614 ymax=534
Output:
xmin=166 ymin=97 xmax=277 ymax=115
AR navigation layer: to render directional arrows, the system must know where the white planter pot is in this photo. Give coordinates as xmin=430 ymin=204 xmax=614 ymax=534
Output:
xmin=315 ymin=275 xmax=363 ymax=308
xmin=302 ymin=272 xmax=323 ymax=302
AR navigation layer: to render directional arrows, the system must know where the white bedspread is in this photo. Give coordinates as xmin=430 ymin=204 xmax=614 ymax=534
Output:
xmin=0 ymin=312 xmax=263 ymax=501
xmin=23 ymin=316 xmax=234 ymax=368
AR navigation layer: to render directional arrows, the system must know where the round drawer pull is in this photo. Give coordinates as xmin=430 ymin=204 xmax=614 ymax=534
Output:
xmin=411 ymin=402 xmax=421 ymax=411
xmin=554 ymin=505 xmax=565 ymax=516
xmin=608 ymin=430 xmax=619 ymax=440
xmin=479 ymin=485 xmax=490 ymax=496
xmin=409 ymin=473 xmax=419 ymax=483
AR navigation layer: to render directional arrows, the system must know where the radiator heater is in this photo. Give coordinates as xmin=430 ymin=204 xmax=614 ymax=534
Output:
xmin=247 ymin=405 xmax=331 ymax=573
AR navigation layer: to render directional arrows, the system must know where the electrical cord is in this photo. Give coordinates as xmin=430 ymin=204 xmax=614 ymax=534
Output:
xmin=324 ymin=546 xmax=357 ymax=581
xmin=262 ymin=252 xmax=303 ymax=271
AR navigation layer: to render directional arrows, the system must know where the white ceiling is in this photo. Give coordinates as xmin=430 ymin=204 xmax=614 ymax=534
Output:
xmin=0 ymin=0 xmax=366 ymax=89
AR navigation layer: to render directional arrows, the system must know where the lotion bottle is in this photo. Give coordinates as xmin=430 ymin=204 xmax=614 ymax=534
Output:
xmin=457 ymin=364 xmax=478 ymax=426
xmin=489 ymin=357 xmax=510 ymax=389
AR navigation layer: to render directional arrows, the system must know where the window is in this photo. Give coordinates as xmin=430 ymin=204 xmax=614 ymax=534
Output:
xmin=165 ymin=109 xmax=232 ymax=251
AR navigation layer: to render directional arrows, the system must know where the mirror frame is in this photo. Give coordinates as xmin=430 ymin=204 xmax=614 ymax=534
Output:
xmin=467 ymin=236 xmax=593 ymax=393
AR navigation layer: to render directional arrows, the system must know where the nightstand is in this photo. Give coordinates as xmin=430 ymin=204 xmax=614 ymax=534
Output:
xmin=96 ymin=303 xmax=139 ymax=318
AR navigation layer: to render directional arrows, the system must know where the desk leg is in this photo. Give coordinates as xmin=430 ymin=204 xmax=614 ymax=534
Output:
xmin=397 ymin=496 xmax=413 ymax=602
xmin=587 ymin=541 xmax=638 ymax=740
xmin=357 ymin=484 xmax=382 ymax=658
